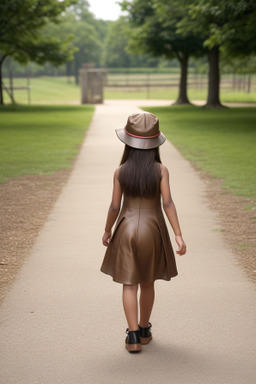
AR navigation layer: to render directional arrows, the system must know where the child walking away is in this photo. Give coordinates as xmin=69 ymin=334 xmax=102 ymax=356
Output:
xmin=101 ymin=112 xmax=186 ymax=353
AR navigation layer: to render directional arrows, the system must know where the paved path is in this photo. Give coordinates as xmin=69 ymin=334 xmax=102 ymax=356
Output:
xmin=0 ymin=100 xmax=255 ymax=384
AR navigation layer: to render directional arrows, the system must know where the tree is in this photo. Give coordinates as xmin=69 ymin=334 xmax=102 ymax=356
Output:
xmin=120 ymin=0 xmax=205 ymax=104
xmin=179 ymin=0 xmax=256 ymax=107
xmin=62 ymin=0 xmax=108 ymax=83
xmin=0 ymin=0 xmax=77 ymax=105
xmin=103 ymin=18 xmax=134 ymax=68
xmin=46 ymin=13 xmax=102 ymax=84
xmin=102 ymin=17 xmax=159 ymax=68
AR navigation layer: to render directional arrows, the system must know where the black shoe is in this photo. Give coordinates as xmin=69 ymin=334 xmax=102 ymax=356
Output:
xmin=125 ymin=329 xmax=141 ymax=353
xmin=139 ymin=322 xmax=152 ymax=345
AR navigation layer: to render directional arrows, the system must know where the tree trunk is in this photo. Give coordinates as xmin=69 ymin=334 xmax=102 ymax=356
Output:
xmin=0 ymin=60 xmax=4 ymax=105
xmin=66 ymin=60 xmax=73 ymax=83
xmin=174 ymin=54 xmax=190 ymax=105
xmin=74 ymin=53 xmax=79 ymax=85
xmin=8 ymin=59 xmax=16 ymax=104
xmin=205 ymin=46 xmax=223 ymax=108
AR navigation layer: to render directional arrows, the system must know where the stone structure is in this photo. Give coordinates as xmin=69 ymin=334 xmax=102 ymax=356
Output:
xmin=79 ymin=64 xmax=107 ymax=104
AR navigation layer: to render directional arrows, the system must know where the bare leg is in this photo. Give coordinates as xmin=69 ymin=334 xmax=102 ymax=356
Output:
xmin=139 ymin=282 xmax=155 ymax=327
xmin=123 ymin=284 xmax=138 ymax=331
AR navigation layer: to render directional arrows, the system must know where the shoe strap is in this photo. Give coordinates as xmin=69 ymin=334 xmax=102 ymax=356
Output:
xmin=139 ymin=322 xmax=152 ymax=331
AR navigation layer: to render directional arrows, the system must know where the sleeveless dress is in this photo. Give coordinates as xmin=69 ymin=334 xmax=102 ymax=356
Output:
xmin=100 ymin=191 xmax=178 ymax=285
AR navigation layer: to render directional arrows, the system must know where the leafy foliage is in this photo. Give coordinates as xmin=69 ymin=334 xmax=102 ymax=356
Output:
xmin=0 ymin=0 xmax=78 ymax=103
xmin=0 ymin=0 xmax=77 ymax=64
xmin=120 ymin=0 xmax=206 ymax=103
xmin=178 ymin=0 xmax=256 ymax=55
xmin=103 ymin=17 xmax=159 ymax=67
xmin=120 ymin=0 xmax=204 ymax=60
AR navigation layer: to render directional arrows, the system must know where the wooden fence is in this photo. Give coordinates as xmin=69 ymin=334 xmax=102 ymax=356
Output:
xmin=105 ymin=73 xmax=255 ymax=93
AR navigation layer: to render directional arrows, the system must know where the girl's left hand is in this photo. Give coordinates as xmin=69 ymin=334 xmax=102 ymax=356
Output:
xmin=175 ymin=235 xmax=187 ymax=256
xmin=102 ymin=231 xmax=112 ymax=247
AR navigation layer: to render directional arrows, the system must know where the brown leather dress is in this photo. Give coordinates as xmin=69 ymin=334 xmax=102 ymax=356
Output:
xmin=100 ymin=192 xmax=178 ymax=285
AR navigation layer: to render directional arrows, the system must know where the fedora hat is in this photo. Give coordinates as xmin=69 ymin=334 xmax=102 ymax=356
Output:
xmin=116 ymin=112 xmax=166 ymax=149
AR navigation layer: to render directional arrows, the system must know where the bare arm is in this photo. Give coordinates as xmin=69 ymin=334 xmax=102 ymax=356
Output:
xmin=102 ymin=168 xmax=122 ymax=247
xmin=160 ymin=164 xmax=186 ymax=256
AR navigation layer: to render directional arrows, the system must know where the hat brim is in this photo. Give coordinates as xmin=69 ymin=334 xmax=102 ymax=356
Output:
xmin=115 ymin=128 xmax=166 ymax=149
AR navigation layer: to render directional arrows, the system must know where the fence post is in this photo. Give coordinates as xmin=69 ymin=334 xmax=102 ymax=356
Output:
xmin=147 ymin=72 xmax=150 ymax=99
xmin=247 ymin=74 xmax=251 ymax=93
xmin=27 ymin=76 xmax=31 ymax=104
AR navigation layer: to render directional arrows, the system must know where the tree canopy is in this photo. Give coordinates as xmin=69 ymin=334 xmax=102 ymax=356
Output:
xmin=103 ymin=17 xmax=160 ymax=68
xmin=0 ymin=0 xmax=77 ymax=104
xmin=1 ymin=0 xmax=256 ymax=106
xmin=177 ymin=0 xmax=256 ymax=106
xmin=120 ymin=0 xmax=205 ymax=104
xmin=46 ymin=10 xmax=104 ymax=84
xmin=182 ymin=0 xmax=256 ymax=54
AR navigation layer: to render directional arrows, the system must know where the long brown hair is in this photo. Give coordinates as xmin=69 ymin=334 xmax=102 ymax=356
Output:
xmin=119 ymin=145 xmax=162 ymax=198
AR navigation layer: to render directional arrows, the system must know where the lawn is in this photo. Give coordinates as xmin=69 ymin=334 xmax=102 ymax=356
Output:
xmin=143 ymin=106 xmax=256 ymax=200
xmin=1 ymin=81 xmax=255 ymax=201
xmin=0 ymin=105 xmax=94 ymax=182
xmin=3 ymin=77 xmax=80 ymax=104
xmin=3 ymin=75 xmax=256 ymax=104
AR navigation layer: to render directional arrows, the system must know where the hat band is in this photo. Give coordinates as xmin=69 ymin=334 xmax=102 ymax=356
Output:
xmin=125 ymin=129 xmax=161 ymax=139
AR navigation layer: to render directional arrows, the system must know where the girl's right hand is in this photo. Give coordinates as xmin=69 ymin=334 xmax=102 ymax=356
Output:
xmin=175 ymin=235 xmax=186 ymax=256
xmin=102 ymin=231 xmax=112 ymax=247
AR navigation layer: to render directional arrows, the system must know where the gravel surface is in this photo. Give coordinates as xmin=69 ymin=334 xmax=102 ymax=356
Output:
xmin=0 ymin=171 xmax=70 ymax=304
xmin=200 ymin=172 xmax=256 ymax=283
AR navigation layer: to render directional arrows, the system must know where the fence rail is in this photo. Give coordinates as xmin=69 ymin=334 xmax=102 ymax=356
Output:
xmin=105 ymin=73 xmax=255 ymax=93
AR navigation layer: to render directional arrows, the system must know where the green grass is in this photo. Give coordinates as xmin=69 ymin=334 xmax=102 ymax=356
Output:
xmin=4 ymin=77 xmax=80 ymax=104
xmin=104 ymin=88 xmax=180 ymax=100
xmin=143 ymin=106 xmax=256 ymax=200
xmin=106 ymin=88 xmax=256 ymax=103
xmin=0 ymin=105 xmax=94 ymax=182
xmin=3 ymin=76 xmax=256 ymax=104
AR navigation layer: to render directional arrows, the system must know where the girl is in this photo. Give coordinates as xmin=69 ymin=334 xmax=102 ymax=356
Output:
xmin=101 ymin=112 xmax=186 ymax=353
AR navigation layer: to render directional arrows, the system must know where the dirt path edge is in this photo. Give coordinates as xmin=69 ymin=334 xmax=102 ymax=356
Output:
xmin=0 ymin=170 xmax=71 ymax=304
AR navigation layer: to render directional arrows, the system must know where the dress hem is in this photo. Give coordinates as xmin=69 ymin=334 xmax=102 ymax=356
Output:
xmin=100 ymin=269 xmax=178 ymax=285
